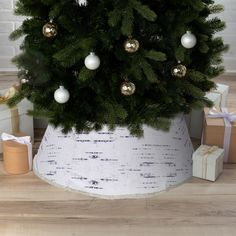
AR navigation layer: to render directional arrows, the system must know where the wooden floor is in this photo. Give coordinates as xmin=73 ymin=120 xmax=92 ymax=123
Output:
xmin=1 ymin=163 xmax=236 ymax=236
xmin=0 ymin=74 xmax=236 ymax=235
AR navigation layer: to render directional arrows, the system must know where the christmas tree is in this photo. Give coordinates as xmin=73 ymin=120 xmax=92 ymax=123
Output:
xmin=9 ymin=0 xmax=228 ymax=136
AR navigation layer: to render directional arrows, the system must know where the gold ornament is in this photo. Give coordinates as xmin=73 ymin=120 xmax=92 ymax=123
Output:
xmin=120 ymin=81 xmax=136 ymax=96
xmin=172 ymin=62 xmax=187 ymax=78
xmin=0 ymin=86 xmax=18 ymax=104
xmin=42 ymin=20 xmax=58 ymax=38
xmin=124 ymin=36 xmax=140 ymax=53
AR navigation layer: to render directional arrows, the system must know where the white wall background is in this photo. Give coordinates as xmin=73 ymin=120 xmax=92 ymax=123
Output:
xmin=215 ymin=0 xmax=236 ymax=73
xmin=0 ymin=0 xmax=235 ymax=73
xmin=0 ymin=0 xmax=24 ymax=71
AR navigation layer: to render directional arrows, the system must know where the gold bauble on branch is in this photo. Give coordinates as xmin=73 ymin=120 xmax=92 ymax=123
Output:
xmin=120 ymin=80 xmax=136 ymax=96
xmin=171 ymin=62 xmax=187 ymax=78
xmin=124 ymin=36 xmax=140 ymax=53
xmin=0 ymin=86 xmax=18 ymax=104
xmin=42 ymin=20 xmax=58 ymax=38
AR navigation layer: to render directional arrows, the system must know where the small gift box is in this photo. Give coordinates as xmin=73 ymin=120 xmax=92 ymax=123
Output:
xmin=1 ymin=133 xmax=32 ymax=175
xmin=205 ymin=92 xmax=222 ymax=109
xmin=187 ymin=83 xmax=229 ymax=139
xmin=0 ymin=87 xmax=34 ymax=154
xmin=202 ymin=107 xmax=236 ymax=163
xmin=209 ymin=83 xmax=229 ymax=108
xmin=192 ymin=145 xmax=224 ymax=181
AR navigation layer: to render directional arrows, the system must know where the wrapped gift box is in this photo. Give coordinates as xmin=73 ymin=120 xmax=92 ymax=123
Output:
xmin=211 ymin=83 xmax=229 ymax=108
xmin=2 ymin=133 xmax=32 ymax=175
xmin=188 ymin=83 xmax=229 ymax=139
xmin=205 ymin=92 xmax=221 ymax=109
xmin=0 ymin=89 xmax=34 ymax=154
xmin=192 ymin=145 xmax=224 ymax=181
xmin=202 ymin=107 xmax=236 ymax=163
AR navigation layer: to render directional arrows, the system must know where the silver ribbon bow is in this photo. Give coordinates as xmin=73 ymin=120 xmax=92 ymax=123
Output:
xmin=208 ymin=107 xmax=236 ymax=122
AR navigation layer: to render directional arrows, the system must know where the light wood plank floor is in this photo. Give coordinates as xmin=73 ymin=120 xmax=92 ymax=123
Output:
xmin=0 ymin=74 xmax=236 ymax=236
xmin=1 ymin=162 xmax=236 ymax=236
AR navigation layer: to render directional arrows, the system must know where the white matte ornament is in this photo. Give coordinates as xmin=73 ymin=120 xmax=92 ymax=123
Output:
xmin=181 ymin=31 xmax=197 ymax=49
xmin=76 ymin=0 xmax=87 ymax=6
xmin=54 ymin=86 xmax=70 ymax=104
xmin=84 ymin=52 xmax=100 ymax=70
xmin=21 ymin=78 xmax=29 ymax=84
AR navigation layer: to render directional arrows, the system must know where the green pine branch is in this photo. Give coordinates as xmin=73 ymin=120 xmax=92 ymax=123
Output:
xmin=144 ymin=50 xmax=167 ymax=62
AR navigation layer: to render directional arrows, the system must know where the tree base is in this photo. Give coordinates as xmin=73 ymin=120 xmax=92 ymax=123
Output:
xmin=33 ymin=115 xmax=193 ymax=199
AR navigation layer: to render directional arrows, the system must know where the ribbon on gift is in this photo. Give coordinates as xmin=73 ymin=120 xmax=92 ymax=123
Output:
xmin=1 ymin=133 xmax=32 ymax=170
xmin=208 ymin=107 xmax=236 ymax=162
xmin=200 ymin=145 xmax=219 ymax=156
xmin=199 ymin=145 xmax=218 ymax=179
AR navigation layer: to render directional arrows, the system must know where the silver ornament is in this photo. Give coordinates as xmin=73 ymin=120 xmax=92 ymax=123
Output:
xmin=54 ymin=86 xmax=70 ymax=104
xmin=181 ymin=31 xmax=197 ymax=49
xmin=21 ymin=78 xmax=29 ymax=84
xmin=84 ymin=52 xmax=101 ymax=70
xmin=121 ymin=81 xmax=136 ymax=96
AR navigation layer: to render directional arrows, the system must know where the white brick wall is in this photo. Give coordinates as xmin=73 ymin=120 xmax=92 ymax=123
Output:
xmin=215 ymin=0 xmax=236 ymax=73
xmin=0 ymin=0 xmax=24 ymax=71
xmin=0 ymin=0 xmax=235 ymax=73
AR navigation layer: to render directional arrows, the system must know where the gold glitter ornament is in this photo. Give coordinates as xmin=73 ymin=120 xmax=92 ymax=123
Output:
xmin=42 ymin=20 xmax=58 ymax=38
xmin=124 ymin=36 xmax=140 ymax=53
xmin=120 ymin=81 xmax=136 ymax=96
xmin=172 ymin=62 xmax=187 ymax=78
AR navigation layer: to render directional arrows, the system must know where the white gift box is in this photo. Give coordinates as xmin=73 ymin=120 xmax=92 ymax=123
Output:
xmin=192 ymin=145 xmax=224 ymax=181
xmin=187 ymin=83 xmax=229 ymax=139
xmin=211 ymin=83 xmax=229 ymax=108
xmin=0 ymin=89 xmax=34 ymax=154
xmin=205 ymin=92 xmax=221 ymax=109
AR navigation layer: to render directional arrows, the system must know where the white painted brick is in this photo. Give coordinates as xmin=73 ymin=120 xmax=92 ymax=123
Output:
xmin=223 ymin=58 xmax=236 ymax=73
xmin=0 ymin=46 xmax=15 ymax=56
xmin=0 ymin=58 xmax=16 ymax=70
xmin=15 ymin=21 xmax=24 ymax=29
xmin=15 ymin=44 xmax=22 ymax=54
xmin=0 ymin=34 xmax=22 ymax=46
xmin=0 ymin=22 xmax=14 ymax=33
xmin=0 ymin=11 xmax=24 ymax=21
xmin=0 ymin=0 xmax=13 ymax=10
xmin=0 ymin=34 xmax=12 ymax=45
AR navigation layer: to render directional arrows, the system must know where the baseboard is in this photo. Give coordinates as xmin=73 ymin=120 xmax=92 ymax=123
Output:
xmin=222 ymin=72 xmax=236 ymax=77
xmin=0 ymin=71 xmax=18 ymax=76
xmin=1 ymin=71 xmax=235 ymax=77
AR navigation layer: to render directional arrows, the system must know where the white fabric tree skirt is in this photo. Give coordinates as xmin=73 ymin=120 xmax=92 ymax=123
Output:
xmin=33 ymin=115 xmax=193 ymax=199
